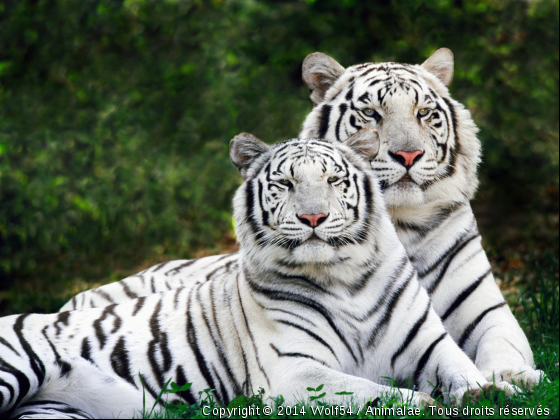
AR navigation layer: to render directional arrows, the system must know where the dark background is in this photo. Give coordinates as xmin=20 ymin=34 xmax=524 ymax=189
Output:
xmin=0 ymin=0 xmax=558 ymax=315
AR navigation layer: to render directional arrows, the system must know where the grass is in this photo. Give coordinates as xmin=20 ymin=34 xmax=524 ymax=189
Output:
xmin=137 ymin=256 xmax=559 ymax=419
xmin=137 ymin=377 xmax=558 ymax=419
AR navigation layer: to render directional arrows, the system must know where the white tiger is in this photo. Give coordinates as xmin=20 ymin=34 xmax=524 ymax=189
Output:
xmin=1 ymin=134 xmax=515 ymax=419
xmin=61 ymin=49 xmax=544 ymax=388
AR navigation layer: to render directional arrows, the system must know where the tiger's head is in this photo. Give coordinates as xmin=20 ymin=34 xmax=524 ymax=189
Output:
xmin=300 ymin=49 xmax=480 ymax=215
xmin=230 ymin=129 xmax=394 ymax=283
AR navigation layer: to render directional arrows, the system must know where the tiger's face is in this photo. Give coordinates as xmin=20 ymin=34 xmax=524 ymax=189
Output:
xmin=230 ymin=130 xmax=382 ymax=275
xmin=301 ymin=49 xmax=480 ymax=210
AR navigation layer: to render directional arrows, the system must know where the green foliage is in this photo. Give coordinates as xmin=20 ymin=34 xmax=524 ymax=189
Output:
xmin=0 ymin=0 xmax=558 ymax=304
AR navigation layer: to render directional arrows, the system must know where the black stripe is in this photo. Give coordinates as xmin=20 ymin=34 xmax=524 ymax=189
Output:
xmin=348 ymin=265 xmax=378 ymax=295
xmin=54 ymin=312 xmax=70 ymax=337
xmin=152 ymin=261 xmax=170 ymax=272
xmin=0 ymin=357 xmax=31 ymax=411
xmin=391 ymin=304 xmax=431 ymax=368
xmin=367 ymin=271 xmax=412 ymax=347
xmin=15 ymin=402 xmax=93 ymax=419
xmin=270 ymin=343 xmax=327 ymax=366
xmin=164 ymin=259 xmax=196 ymax=276
xmin=358 ymin=92 xmax=370 ymax=103
xmin=132 ymin=296 xmax=146 ymax=316
xmin=277 ymin=320 xmax=340 ymax=365
xmin=212 ymin=365 xmax=229 ymax=403
xmin=335 ymin=104 xmax=348 ymax=141
xmin=355 ymin=174 xmax=374 ymax=244
xmin=426 ymin=234 xmax=480 ymax=294
xmin=345 ymin=86 xmax=354 ymax=101
xmin=42 ymin=327 xmax=72 ymax=377
xmin=186 ymin=288 xmax=218 ymax=393
xmin=442 ymin=97 xmax=460 ymax=153
xmin=419 ymin=231 xmax=478 ymax=278
xmin=121 ymin=281 xmax=138 ymax=299
xmin=359 ymin=67 xmax=377 ymax=78
xmin=148 ymin=299 xmax=173 ymax=388
xmin=272 ymin=271 xmax=331 ymax=294
xmin=80 ymin=338 xmax=93 ymax=362
xmin=198 ymin=285 xmax=242 ymax=397
xmin=258 ymin=180 xmax=269 ymax=227
xmin=245 ymin=181 xmax=266 ymax=247
xmin=139 ymin=375 xmax=163 ymax=407
xmin=0 ymin=337 xmax=20 ymax=356
xmin=0 ymin=376 xmax=14 ymax=409
xmin=441 ymin=268 xmax=491 ymax=321
xmin=175 ymin=365 xmax=197 ymax=405
xmin=318 ymin=104 xmax=332 ymax=138
xmin=459 ymin=302 xmax=507 ymax=349
xmin=236 ymin=274 xmax=271 ymax=387
xmin=14 ymin=314 xmax=46 ymax=386
xmin=93 ymin=288 xmax=115 ymax=304
xmin=246 ymin=275 xmax=359 ymax=364
xmin=110 ymin=336 xmax=137 ymax=387
xmin=413 ymin=333 xmax=447 ymax=386
xmin=225 ymin=287 xmax=251 ymax=395
xmin=174 ymin=288 xmax=182 ymax=310
xmin=355 ymin=255 xmax=408 ymax=322
xmin=92 ymin=305 xmax=119 ymax=350
xmin=349 ymin=115 xmax=362 ymax=131
xmin=430 ymin=366 xmax=443 ymax=399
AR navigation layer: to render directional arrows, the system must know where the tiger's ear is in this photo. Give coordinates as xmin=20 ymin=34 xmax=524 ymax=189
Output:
xmin=343 ymin=127 xmax=380 ymax=162
xmin=302 ymin=52 xmax=346 ymax=106
xmin=230 ymin=133 xmax=270 ymax=178
xmin=421 ymin=48 xmax=454 ymax=86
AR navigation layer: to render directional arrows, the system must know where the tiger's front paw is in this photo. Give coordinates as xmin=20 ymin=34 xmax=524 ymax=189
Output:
xmin=481 ymin=366 xmax=547 ymax=388
xmin=408 ymin=391 xmax=437 ymax=409
xmin=454 ymin=381 xmax=519 ymax=407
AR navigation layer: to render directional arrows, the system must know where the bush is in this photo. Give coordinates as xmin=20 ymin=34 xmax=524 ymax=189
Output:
xmin=0 ymin=0 xmax=557 ymax=297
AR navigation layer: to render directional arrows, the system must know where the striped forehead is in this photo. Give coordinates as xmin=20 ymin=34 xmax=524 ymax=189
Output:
xmin=268 ymin=142 xmax=347 ymax=177
xmin=328 ymin=63 xmax=436 ymax=105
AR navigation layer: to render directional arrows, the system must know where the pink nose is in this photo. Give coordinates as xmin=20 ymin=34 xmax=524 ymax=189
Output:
xmin=395 ymin=150 xmax=424 ymax=168
xmin=298 ymin=213 xmax=328 ymax=227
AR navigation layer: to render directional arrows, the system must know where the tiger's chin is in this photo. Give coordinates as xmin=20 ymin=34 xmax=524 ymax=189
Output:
xmin=290 ymin=238 xmax=337 ymax=265
xmin=383 ymin=180 xmax=426 ymax=208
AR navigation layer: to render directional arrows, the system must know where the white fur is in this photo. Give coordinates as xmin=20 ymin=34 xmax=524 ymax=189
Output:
xmin=1 ymin=139 xmax=516 ymax=419
xmin=61 ymin=51 xmax=543 ymax=389
xmin=299 ymin=50 xmax=542 ymax=386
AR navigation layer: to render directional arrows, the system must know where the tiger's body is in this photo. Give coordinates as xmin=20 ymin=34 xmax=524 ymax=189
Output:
xmin=1 ymin=136 xmax=514 ymax=418
xmin=61 ymin=49 xmax=543 ymax=386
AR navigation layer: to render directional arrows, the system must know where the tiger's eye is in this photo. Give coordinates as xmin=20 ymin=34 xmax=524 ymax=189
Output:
xmin=363 ymin=108 xmax=375 ymax=117
xmin=418 ymin=108 xmax=431 ymax=117
xmin=278 ymin=179 xmax=293 ymax=188
xmin=327 ymin=176 xmax=339 ymax=184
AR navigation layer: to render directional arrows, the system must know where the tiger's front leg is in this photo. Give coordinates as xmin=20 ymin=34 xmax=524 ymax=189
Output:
xmin=462 ymin=307 xmax=545 ymax=387
xmin=270 ymin=360 xmax=435 ymax=408
xmin=424 ymin=232 xmax=544 ymax=388
xmin=386 ymin=295 xmax=517 ymax=406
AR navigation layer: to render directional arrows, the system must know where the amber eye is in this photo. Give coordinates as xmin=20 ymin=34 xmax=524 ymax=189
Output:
xmin=418 ymin=108 xmax=431 ymax=117
xmin=363 ymin=108 xmax=375 ymax=117
xmin=278 ymin=179 xmax=293 ymax=188
xmin=327 ymin=176 xmax=339 ymax=184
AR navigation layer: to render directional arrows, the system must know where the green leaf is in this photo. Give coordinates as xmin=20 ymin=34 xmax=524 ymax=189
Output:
xmin=228 ymin=395 xmax=249 ymax=408
xmin=166 ymin=381 xmax=192 ymax=394
xmin=309 ymin=392 xmax=326 ymax=401
xmin=315 ymin=384 xmax=324 ymax=392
